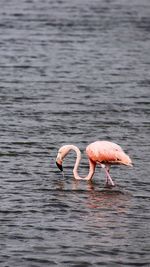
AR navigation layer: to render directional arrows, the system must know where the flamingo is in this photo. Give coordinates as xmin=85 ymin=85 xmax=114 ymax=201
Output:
xmin=56 ymin=141 xmax=132 ymax=186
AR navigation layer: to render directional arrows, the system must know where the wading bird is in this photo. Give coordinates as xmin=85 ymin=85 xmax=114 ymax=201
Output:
xmin=56 ymin=141 xmax=132 ymax=186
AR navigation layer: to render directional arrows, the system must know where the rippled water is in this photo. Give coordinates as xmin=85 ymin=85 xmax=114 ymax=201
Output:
xmin=0 ymin=0 xmax=150 ymax=266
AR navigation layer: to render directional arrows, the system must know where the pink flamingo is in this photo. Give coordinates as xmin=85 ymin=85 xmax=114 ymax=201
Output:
xmin=56 ymin=141 xmax=132 ymax=186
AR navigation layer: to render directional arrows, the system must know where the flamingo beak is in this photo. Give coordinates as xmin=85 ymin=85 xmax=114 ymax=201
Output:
xmin=56 ymin=155 xmax=63 ymax=172
xmin=56 ymin=161 xmax=63 ymax=172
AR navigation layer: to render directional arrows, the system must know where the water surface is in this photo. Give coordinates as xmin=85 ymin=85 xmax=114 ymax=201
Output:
xmin=0 ymin=0 xmax=150 ymax=266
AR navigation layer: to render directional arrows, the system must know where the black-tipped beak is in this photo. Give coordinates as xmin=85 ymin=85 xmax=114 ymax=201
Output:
xmin=56 ymin=161 xmax=63 ymax=172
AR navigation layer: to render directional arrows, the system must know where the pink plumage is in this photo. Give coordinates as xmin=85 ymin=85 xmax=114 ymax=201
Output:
xmin=56 ymin=141 xmax=132 ymax=187
xmin=86 ymin=141 xmax=131 ymax=165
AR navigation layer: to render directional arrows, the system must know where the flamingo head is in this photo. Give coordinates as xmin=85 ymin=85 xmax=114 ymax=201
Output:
xmin=56 ymin=145 xmax=71 ymax=172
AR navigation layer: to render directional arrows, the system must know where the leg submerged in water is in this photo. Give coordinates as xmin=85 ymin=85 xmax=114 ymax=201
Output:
xmin=99 ymin=163 xmax=115 ymax=187
xmin=104 ymin=165 xmax=115 ymax=187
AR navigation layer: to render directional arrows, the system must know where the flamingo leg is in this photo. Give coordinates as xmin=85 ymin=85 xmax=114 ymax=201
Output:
xmin=104 ymin=166 xmax=115 ymax=187
xmin=105 ymin=166 xmax=110 ymax=185
xmin=99 ymin=163 xmax=115 ymax=187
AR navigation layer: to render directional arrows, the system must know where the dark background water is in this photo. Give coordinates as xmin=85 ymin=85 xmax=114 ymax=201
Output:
xmin=0 ymin=0 xmax=150 ymax=266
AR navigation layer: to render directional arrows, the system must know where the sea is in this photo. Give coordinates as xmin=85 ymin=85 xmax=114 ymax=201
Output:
xmin=0 ymin=0 xmax=150 ymax=266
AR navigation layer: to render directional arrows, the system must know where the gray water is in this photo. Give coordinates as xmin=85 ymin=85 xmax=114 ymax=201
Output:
xmin=0 ymin=0 xmax=150 ymax=266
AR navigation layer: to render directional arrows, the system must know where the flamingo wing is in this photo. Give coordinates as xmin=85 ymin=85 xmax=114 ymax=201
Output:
xmin=86 ymin=141 xmax=124 ymax=164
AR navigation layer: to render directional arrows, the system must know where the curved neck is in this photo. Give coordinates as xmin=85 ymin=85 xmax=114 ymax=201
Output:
xmin=69 ymin=145 xmax=96 ymax=180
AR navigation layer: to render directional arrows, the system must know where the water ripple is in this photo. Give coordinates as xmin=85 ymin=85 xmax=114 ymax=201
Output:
xmin=0 ymin=0 xmax=150 ymax=266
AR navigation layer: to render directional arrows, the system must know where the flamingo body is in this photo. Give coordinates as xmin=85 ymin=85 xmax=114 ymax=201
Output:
xmin=86 ymin=141 xmax=131 ymax=166
xmin=56 ymin=141 xmax=132 ymax=186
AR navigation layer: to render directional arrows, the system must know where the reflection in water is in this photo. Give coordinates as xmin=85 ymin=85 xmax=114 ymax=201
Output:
xmin=86 ymin=188 xmax=131 ymax=212
xmin=53 ymin=176 xmax=131 ymax=215
xmin=71 ymin=179 xmax=96 ymax=191
xmin=84 ymin=185 xmax=132 ymax=244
